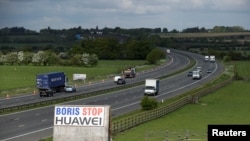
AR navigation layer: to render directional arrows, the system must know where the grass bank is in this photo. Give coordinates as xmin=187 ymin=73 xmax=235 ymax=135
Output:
xmin=112 ymin=61 xmax=250 ymax=141
xmin=234 ymin=61 xmax=250 ymax=80
xmin=155 ymin=32 xmax=250 ymax=38
xmin=0 ymin=60 xmax=163 ymax=97
xmin=40 ymin=61 xmax=250 ymax=141
xmin=113 ymin=81 xmax=250 ymax=141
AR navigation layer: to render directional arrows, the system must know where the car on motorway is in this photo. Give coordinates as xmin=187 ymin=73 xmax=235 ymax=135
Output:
xmin=64 ymin=85 xmax=76 ymax=93
xmin=0 ymin=50 xmax=225 ymax=141
xmin=113 ymin=75 xmax=121 ymax=83
xmin=117 ymin=78 xmax=126 ymax=85
xmin=196 ymin=66 xmax=202 ymax=72
xmin=187 ymin=71 xmax=193 ymax=77
xmin=207 ymin=68 xmax=212 ymax=73
xmin=192 ymin=70 xmax=202 ymax=80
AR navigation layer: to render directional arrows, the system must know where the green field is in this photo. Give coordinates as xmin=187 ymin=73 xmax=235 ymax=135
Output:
xmin=0 ymin=60 xmax=162 ymax=90
xmin=39 ymin=61 xmax=250 ymax=141
xmin=155 ymin=32 xmax=250 ymax=38
xmin=112 ymin=61 xmax=250 ymax=141
xmin=234 ymin=61 xmax=250 ymax=79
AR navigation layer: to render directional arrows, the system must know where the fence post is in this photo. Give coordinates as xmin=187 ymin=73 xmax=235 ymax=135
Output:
xmin=164 ymin=130 xmax=169 ymax=141
xmin=192 ymin=96 xmax=199 ymax=104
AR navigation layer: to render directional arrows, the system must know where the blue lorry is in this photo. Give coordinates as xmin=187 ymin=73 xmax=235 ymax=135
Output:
xmin=36 ymin=72 xmax=68 ymax=97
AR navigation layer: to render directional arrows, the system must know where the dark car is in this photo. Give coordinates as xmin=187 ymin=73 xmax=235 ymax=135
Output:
xmin=207 ymin=68 xmax=212 ymax=73
xmin=117 ymin=78 xmax=126 ymax=85
xmin=187 ymin=71 xmax=193 ymax=77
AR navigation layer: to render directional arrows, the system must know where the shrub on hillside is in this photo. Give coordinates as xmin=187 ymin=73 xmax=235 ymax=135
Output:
xmin=140 ymin=96 xmax=158 ymax=110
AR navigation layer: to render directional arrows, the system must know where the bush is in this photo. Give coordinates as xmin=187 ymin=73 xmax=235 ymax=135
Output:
xmin=140 ymin=96 xmax=158 ymax=110
xmin=223 ymin=56 xmax=231 ymax=62
xmin=146 ymin=48 xmax=165 ymax=64
xmin=234 ymin=71 xmax=243 ymax=80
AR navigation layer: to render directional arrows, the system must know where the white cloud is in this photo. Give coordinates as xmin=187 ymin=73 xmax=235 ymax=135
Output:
xmin=0 ymin=0 xmax=249 ymax=31
xmin=121 ymin=0 xmax=133 ymax=9
xmin=209 ymin=0 xmax=250 ymax=10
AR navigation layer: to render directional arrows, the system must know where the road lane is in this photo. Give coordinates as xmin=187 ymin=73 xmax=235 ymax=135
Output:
xmin=0 ymin=50 xmax=223 ymax=141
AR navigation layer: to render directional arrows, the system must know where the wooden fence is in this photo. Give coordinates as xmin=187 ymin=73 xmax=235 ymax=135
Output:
xmin=111 ymin=76 xmax=233 ymax=135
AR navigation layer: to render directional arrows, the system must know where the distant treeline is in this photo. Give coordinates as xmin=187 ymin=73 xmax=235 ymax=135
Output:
xmin=0 ymin=25 xmax=248 ymax=35
xmin=0 ymin=25 xmax=250 ymax=62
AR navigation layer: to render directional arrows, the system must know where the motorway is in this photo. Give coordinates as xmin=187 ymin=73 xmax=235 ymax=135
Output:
xmin=0 ymin=51 xmax=176 ymax=108
xmin=0 ymin=50 xmax=224 ymax=141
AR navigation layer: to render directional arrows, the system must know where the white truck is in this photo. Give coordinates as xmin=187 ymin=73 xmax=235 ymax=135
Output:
xmin=144 ymin=79 xmax=160 ymax=96
xmin=123 ymin=67 xmax=136 ymax=78
xmin=192 ymin=70 xmax=202 ymax=80
xmin=204 ymin=55 xmax=209 ymax=61
xmin=166 ymin=49 xmax=170 ymax=54
xmin=209 ymin=55 xmax=215 ymax=62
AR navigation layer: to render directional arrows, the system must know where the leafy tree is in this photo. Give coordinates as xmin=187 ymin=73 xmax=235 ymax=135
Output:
xmin=140 ymin=96 xmax=158 ymax=110
xmin=40 ymin=51 xmax=51 ymax=66
xmin=125 ymin=39 xmax=153 ymax=59
xmin=6 ymin=52 xmax=18 ymax=65
xmin=58 ymin=52 xmax=69 ymax=60
xmin=81 ymin=53 xmax=90 ymax=66
xmin=182 ymin=27 xmax=200 ymax=33
xmin=70 ymin=54 xmax=82 ymax=66
xmin=32 ymin=52 xmax=39 ymax=65
xmin=89 ymin=54 xmax=98 ymax=66
xmin=17 ymin=51 xmax=24 ymax=65
xmin=223 ymin=56 xmax=231 ymax=62
xmin=0 ymin=52 xmax=5 ymax=65
xmin=32 ymin=51 xmax=47 ymax=65
xmin=170 ymin=29 xmax=179 ymax=33
xmin=161 ymin=38 xmax=175 ymax=48
xmin=69 ymin=44 xmax=84 ymax=55
xmin=46 ymin=51 xmax=60 ymax=65
xmin=162 ymin=28 xmax=168 ymax=33
xmin=207 ymin=48 xmax=217 ymax=56
xmin=146 ymin=48 xmax=166 ymax=64
xmin=80 ymin=37 xmax=121 ymax=59
xmin=153 ymin=28 xmax=161 ymax=33
xmin=0 ymin=46 xmax=15 ymax=54
xmin=22 ymin=52 xmax=33 ymax=65
xmin=80 ymin=53 xmax=99 ymax=67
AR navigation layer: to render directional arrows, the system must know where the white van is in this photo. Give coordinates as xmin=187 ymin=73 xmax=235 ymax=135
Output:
xmin=113 ymin=76 xmax=121 ymax=83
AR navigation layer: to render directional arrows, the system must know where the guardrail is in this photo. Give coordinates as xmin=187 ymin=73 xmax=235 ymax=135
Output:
xmin=111 ymin=75 xmax=233 ymax=135
xmin=0 ymin=53 xmax=196 ymax=114
xmin=0 ymin=82 xmax=141 ymax=114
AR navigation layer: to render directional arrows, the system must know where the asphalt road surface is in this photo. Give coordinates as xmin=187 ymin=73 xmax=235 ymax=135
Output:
xmin=0 ymin=50 xmax=224 ymax=141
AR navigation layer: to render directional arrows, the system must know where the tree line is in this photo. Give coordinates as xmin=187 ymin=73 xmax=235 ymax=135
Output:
xmin=0 ymin=25 xmax=248 ymax=35
xmin=0 ymin=35 xmax=167 ymax=66
xmin=0 ymin=25 xmax=249 ymax=66
xmin=0 ymin=50 xmax=99 ymax=67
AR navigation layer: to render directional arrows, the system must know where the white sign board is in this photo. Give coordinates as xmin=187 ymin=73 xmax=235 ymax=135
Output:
xmin=54 ymin=106 xmax=105 ymax=126
xmin=73 ymin=74 xmax=86 ymax=80
xmin=53 ymin=105 xmax=110 ymax=141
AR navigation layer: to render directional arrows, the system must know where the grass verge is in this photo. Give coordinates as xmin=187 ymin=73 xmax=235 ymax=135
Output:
xmin=39 ymin=61 xmax=235 ymax=141
xmin=112 ymin=80 xmax=250 ymax=141
xmin=0 ymin=60 xmax=163 ymax=98
xmin=112 ymin=61 xmax=250 ymax=141
xmin=0 ymin=57 xmax=195 ymax=115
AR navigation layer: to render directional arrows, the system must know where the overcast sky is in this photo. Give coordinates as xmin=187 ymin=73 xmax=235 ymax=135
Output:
xmin=0 ymin=0 xmax=250 ymax=32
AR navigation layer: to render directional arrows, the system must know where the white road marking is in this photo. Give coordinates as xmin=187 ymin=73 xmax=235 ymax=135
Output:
xmin=41 ymin=119 xmax=47 ymax=122
xmin=18 ymin=124 xmax=24 ymax=128
xmin=1 ymin=58 xmax=217 ymax=141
